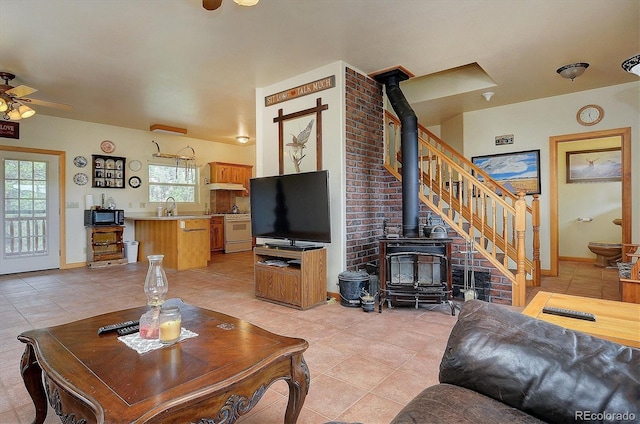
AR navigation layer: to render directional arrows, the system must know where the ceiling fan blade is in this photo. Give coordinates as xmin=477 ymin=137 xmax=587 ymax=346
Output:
xmin=203 ymin=0 xmax=223 ymax=10
xmin=6 ymin=84 xmax=37 ymax=98
xmin=21 ymin=97 xmax=73 ymax=110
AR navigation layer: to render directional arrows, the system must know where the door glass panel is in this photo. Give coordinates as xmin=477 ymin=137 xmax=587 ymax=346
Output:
xmin=3 ymin=159 xmax=49 ymax=258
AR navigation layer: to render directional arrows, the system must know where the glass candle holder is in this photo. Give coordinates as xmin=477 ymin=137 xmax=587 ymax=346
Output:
xmin=159 ymin=305 xmax=182 ymax=344
xmin=144 ymin=255 xmax=168 ymax=307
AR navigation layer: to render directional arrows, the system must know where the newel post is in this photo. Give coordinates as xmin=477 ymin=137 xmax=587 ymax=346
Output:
xmin=514 ymin=192 xmax=527 ymax=307
xmin=532 ymin=194 xmax=541 ymax=286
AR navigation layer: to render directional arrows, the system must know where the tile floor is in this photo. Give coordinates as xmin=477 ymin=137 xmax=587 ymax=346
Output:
xmin=0 ymin=253 xmax=620 ymax=424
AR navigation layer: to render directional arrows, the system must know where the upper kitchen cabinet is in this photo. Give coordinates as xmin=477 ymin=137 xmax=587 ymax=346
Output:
xmin=209 ymin=162 xmax=253 ymax=197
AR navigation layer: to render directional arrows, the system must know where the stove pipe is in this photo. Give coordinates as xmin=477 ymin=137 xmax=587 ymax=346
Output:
xmin=374 ymin=69 xmax=419 ymax=237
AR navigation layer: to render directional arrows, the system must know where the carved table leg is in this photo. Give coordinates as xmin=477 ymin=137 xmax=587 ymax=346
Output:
xmin=20 ymin=343 xmax=48 ymax=424
xmin=284 ymin=354 xmax=309 ymax=424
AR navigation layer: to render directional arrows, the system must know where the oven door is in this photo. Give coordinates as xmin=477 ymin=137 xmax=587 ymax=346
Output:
xmin=223 ymin=216 xmax=252 ymax=253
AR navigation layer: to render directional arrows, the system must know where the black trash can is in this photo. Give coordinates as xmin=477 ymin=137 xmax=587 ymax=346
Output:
xmin=338 ymin=270 xmax=369 ymax=307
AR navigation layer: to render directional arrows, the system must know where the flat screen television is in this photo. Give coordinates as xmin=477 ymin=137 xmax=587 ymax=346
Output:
xmin=250 ymin=170 xmax=331 ymax=250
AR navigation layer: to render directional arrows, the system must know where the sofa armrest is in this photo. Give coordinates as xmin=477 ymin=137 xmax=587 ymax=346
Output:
xmin=439 ymin=300 xmax=639 ymax=423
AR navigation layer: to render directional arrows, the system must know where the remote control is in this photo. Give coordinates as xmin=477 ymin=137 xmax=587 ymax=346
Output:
xmin=542 ymin=307 xmax=596 ymax=321
xmin=97 ymin=320 xmax=139 ymax=335
xmin=117 ymin=324 xmax=140 ymax=336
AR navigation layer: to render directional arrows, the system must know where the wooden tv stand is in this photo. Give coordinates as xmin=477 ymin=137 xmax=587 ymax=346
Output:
xmin=254 ymin=245 xmax=327 ymax=310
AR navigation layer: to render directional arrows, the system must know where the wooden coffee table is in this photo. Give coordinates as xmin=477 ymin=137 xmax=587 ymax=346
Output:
xmin=522 ymin=291 xmax=640 ymax=348
xmin=18 ymin=299 xmax=309 ymax=424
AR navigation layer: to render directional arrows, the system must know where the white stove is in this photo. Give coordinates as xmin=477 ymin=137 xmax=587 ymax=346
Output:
xmin=223 ymin=214 xmax=252 ymax=252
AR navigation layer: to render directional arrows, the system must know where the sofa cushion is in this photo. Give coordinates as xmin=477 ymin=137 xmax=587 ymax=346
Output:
xmin=439 ymin=300 xmax=640 ymax=424
xmin=390 ymin=383 xmax=545 ymax=424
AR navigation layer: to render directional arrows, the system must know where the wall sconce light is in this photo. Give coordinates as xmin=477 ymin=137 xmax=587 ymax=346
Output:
xmin=556 ymin=63 xmax=589 ymax=81
xmin=236 ymin=136 xmax=250 ymax=144
xmin=482 ymin=91 xmax=494 ymax=102
xmin=234 ymin=0 xmax=259 ymax=5
xmin=621 ymin=54 xmax=640 ymax=76
xmin=150 ymin=124 xmax=187 ymax=135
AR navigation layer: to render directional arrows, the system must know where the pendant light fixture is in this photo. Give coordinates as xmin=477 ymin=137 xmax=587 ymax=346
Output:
xmin=234 ymin=0 xmax=259 ymax=5
xmin=621 ymin=54 xmax=640 ymax=77
xmin=556 ymin=63 xmax=589 ymax=81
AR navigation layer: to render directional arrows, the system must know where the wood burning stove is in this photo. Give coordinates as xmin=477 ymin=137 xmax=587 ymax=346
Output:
xmin=379 ymin=238 xmax=454 ymax=314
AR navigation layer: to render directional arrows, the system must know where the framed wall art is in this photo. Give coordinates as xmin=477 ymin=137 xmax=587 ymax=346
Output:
xmin=274 ymin=97 xmax=328 ymax=174
xmin=471 ymin=149 xmax=541 ymax=195
xmin=566 ymin=147 xmax=622 ymax=183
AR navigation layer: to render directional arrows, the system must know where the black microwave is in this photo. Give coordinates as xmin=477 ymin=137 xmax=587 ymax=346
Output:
xmin=84 ymin=209 xmax=125 ymax=226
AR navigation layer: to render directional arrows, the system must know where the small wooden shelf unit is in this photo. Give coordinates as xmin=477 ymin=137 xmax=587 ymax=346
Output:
xmin=254 ymin=245 xmax=327 ymax=310
xmin=86 ymin=225 xmax=127 ymax=268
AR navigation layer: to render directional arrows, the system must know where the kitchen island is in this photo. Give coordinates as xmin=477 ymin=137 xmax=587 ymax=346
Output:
xmin=127 ymin=215 xmax=212 ymax=270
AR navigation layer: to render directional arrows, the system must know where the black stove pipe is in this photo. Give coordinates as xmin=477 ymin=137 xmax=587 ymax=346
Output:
xmin=374 ymin=69 xmax=419 ymax=237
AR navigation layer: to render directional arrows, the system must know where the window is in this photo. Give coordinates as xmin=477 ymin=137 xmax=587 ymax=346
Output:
xmin=148 ymin=164 xmax=198 ymax=203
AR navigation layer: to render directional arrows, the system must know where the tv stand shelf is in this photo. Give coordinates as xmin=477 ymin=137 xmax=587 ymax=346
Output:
xmin=254 ymin=245 xmax=327 ymax=310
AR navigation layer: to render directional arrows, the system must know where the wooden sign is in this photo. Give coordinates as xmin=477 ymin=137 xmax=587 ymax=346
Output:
xmin=0 ymin=121 xmax=19 ymax=139
xmin=265 ymin=75 xmax=335 ymax=106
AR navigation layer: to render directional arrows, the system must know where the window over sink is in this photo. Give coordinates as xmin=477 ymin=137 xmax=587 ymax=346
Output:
xmin=148 ymin=163 xmax=198 ymax=203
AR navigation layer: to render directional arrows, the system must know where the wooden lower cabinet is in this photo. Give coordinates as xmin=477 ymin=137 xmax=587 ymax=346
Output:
xmin=254 ymin=246 xmax=326 ymax=309
xmin=210 ymin=216 xmax=224 ymax=252
xmin=135 ymin=218 xmax=210 ymax=270
xmin=86 ymin=226 xmax=127 ymax=268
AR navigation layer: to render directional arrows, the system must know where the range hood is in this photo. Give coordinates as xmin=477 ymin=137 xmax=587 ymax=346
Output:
xmin=207 ymin=182 xmax=247 ymax=191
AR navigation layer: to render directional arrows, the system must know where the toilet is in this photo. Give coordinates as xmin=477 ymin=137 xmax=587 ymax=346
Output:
xmin=588 ymin=242 xmax=622 ymax=267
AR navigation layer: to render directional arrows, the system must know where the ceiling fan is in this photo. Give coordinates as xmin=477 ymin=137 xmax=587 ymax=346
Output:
xmin=0 ymin=72 xmax=72 ymax=121
xmin=203 ymin=0 xmax=259 ymax=11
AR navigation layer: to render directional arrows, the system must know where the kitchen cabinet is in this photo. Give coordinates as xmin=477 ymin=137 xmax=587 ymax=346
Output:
xmin=133 ymin=217 xmax=210 ymax=270
xmin=254 ymin=246 xmax=326 ymax=309
xmin=210 ymin=216 xmax=224 ymax=252
xmin=209 ymin=162 xmax=253 ymax=197
xmin=86 ymin=226 xmax=128 ymax=268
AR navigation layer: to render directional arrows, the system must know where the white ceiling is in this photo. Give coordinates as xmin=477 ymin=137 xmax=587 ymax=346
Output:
xmin=1 ymin=0 xmax=638 ymax=144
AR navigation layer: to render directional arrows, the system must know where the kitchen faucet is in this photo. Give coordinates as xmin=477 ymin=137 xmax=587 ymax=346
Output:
xmin=165 ymin=197 xmax=177 ymax=216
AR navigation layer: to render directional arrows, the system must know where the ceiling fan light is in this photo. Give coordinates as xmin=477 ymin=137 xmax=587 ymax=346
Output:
xmin=18 ymin=104 xmax=36 ymax=118
xmin=0 ymin=98 xmax=7 ymax=112
xmin=234 ymin=0 xmax=259 ymax=6
xmin=621 ymin=54 xmax=640 ymax=76
xmin=556 ymin=62 xmax=589 ymax=81
xmin=7 ymin=108 xmax=22 ymax=121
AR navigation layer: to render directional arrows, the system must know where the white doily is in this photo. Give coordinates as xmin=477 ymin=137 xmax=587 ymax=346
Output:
xmin=118 ymin=328 xmax=198 ymax=354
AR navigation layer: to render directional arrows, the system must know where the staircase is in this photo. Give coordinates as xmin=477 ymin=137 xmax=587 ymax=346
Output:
xmin=384 ymin=111 xmax=541 ymax=306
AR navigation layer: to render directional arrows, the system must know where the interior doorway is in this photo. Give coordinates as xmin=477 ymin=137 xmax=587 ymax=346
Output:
xmin=549 ymin=128 xmax=631 ymax=276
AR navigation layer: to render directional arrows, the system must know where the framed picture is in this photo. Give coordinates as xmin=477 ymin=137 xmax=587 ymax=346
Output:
xmin=566 ymin=147 xmax=622 ymax=183
xmin=471 ymin=149 xmax=541 ymax=195
xmin=274 ymin=97 xmax=328 ymax=174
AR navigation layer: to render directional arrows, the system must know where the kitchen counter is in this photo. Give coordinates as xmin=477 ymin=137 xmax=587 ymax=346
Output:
xmin=125 ymin=214 xmax=223 ymax=221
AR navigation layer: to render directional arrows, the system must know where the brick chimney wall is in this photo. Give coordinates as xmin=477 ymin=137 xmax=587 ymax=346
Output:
xmin=343 ymin=66 xmax=512 ymax=304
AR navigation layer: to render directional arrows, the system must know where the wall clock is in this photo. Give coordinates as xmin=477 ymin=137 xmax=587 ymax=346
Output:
xmin=128 ymin=176 xmax=141 ymax=188
xmin=576 ymin=104 xmax=604 ymax=126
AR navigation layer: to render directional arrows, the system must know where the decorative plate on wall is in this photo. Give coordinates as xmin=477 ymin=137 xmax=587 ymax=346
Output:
xmin=128 ymin=176 xmax=141 ymax=188
xmin=100 ymin=140 xmax=116 ymax=153
xmin=73 ymin=156 xmax=87 ymax=168
xmin=73 ymin=173 xmax=88 ymax=186
xmin=129 ymin=160 xmax=142 ymax=172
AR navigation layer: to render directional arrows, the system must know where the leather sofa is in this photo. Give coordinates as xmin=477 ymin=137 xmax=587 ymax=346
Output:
xmin=390 ymin=300 xmax=639 ymax=424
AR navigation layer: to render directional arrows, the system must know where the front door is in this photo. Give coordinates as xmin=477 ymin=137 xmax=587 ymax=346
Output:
xmin=0 ymin=151 xmax=60 ymax=274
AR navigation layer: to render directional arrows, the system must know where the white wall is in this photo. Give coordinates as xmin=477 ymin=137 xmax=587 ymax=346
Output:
xmin=1 ymin=115 xmax=255 ymax=265
xmin=255 ymin=61 xmax=346 ymax=293
xmin=463 ymin=82 xmax=640 ymax=270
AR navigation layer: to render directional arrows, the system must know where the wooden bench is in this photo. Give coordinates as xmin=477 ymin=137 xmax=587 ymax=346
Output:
xmin=619 ymin=244 xmax=640 ymax=303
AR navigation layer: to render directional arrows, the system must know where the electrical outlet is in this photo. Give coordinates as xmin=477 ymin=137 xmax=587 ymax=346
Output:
xmin=139 ymin=202 xmax=146 ymax=208
xmin=83 ymin=247 xmax=86 ymax=253
xmin=128 ymin=202 xmax=132 ymax=208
